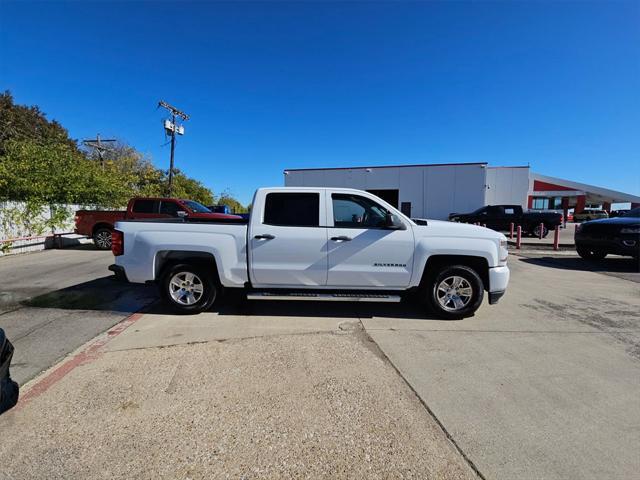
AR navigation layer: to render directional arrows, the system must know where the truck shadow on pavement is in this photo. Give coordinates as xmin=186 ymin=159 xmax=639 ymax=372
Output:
xmin=145 ymin=290 xmax=454 ymax=321
xmin=22 ymin=276 xmax=465 ymax=321
xmin=21 ymin=276 xmax=157 ymax=313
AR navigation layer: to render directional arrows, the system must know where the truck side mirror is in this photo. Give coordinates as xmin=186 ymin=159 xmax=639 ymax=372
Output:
xmin=177 ymin=210 xmax=188 ymax=219
xmin=385 ymin=212 xmax=406 ymax=230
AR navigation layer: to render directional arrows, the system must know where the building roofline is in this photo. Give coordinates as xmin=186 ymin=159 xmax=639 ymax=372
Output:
xmin=486 ymin=165 xmax=530 ymax=169
xmin=284 ymin=161 xmax=488 ymax=172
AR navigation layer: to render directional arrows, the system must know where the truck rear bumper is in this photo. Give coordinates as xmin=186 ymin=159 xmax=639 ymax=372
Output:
xmin=108 ymin=264 xmax=129 ymax=282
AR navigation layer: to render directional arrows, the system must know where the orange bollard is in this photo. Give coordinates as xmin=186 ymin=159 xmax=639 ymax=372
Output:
xmin=516 ymin=226 xmax=522 ymax=249
xmin=553 ymin=225 xmax=560 ymax=251
xmin=509 ymin=222 xmax=514 ymax=239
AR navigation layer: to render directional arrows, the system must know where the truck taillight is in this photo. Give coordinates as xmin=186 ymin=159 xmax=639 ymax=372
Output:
xmin=112 ymin=230 xmax=124 ymax=256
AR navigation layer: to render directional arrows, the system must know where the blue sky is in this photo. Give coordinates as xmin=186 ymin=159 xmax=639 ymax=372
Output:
xmin=1 ymin=1 xmax=639 ymax=205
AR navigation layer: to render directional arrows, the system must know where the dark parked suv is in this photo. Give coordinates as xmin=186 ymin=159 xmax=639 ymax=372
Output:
xmin=1 ymin=328 xmax=19 ymax=414
xmin=575 ymin=208 xmax=640 ymax=260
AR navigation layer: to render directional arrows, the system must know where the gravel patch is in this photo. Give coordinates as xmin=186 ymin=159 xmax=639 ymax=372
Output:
xmin=0 ymin=331 xmax=474 ymax=479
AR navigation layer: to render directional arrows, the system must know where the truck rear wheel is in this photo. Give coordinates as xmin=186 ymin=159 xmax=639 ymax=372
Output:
xmin=160 ymin=263 xmax=217 ymax=314
xmin=425 ymin=265 xmax=484 ymax=319
xmin=93 ymin=227 xmax=113 ymax=250
xmin=533 ymin=224 xmax=549 ymax=238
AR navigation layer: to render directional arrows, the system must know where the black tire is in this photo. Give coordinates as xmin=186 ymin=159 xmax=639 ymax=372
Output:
xmin=159 ymin=263 xmax=217 ymax=314
xmin=425 ymin=265 xmax=484 ymax=320
xmin=533 ymin=224 xmax=549 ymax=238
xmin=93 ymin=227 xmax=113 ymax=250
xmin=576 ymin=247 xmax=607 ymax=260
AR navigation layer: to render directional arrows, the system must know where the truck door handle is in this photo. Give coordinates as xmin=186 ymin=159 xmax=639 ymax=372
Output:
xmin=331 ymin=236 xmax=352 ymax=241
xmin=254 ymin=234 xmax=275 ymax=240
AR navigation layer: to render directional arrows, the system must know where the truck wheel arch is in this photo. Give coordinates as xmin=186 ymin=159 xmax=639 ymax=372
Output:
xmin=155 ymin=251 xmax=221 ymax=286
xmin=419 ymin=255 xmax=490 ymax=292
xmin=92 ymin=222 xmax=114 ymax=236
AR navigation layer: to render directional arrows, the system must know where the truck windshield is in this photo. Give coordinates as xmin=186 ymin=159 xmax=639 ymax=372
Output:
xmin=183 ymin=200 xmax=212 ymax=213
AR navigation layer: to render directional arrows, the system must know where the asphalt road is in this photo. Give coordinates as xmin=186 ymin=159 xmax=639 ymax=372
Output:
xmin=0 ymin=246 xmax=156 ymax=384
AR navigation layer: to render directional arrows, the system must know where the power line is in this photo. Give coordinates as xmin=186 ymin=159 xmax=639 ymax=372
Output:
xmin=158 ymin=100 xmax=189 ymax=197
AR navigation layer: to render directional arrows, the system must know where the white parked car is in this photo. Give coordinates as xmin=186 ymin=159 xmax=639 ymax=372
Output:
xmin=109 ymin=187 xmax=510 ymax=319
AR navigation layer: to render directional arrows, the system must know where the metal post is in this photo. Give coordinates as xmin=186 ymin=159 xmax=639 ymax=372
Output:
xmin=516 ymin=226 xmax=522 ymax=250
xmin=553 ymin=225 xmax=560 ymax=251
xmin=539 ymin=222 xmax=544 ymax=239
xmin=509 ymin=222 xmax=514 ymax=239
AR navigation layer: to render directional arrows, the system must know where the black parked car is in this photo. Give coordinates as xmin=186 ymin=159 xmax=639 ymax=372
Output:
xmin=609 ymin=209 xmax=630 ymax=218
xmin=575 ymin=207 xmax=640 ymax=260
xmin=1 ymin=328 xmax=19 ymax=414
xmin=449 ymin=205 xmax=563 ymax=238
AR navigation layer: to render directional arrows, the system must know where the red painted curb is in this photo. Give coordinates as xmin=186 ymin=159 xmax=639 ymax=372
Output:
xmin=17 ymin=312 xmax=145 ymax=408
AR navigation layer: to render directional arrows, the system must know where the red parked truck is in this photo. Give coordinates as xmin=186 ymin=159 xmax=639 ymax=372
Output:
xmin=75 ymin=197 xmax=242 ymax=249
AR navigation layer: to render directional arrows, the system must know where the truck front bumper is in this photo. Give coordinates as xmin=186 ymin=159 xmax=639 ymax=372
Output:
xmin=488 ymin=265 xmax=509 ymax=304
xmin=108 ymin=264 xmax=129 ymax=282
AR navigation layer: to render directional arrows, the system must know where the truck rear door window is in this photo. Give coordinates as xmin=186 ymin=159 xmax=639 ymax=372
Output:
xmin=263 ymin=193 xmax=319 ymax=227
xmin=132 ymin=200 xmax=158 ymax=213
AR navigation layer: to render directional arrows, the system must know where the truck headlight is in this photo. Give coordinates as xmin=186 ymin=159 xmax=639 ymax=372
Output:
xmin=621 ymin=226 xmax=640 ymax=234
xmin=499 ymin=239 xmax=508 ymax=263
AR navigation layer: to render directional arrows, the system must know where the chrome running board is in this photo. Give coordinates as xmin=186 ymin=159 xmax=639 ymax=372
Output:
xmin=246 ymin=292 xmax=401 ymax=303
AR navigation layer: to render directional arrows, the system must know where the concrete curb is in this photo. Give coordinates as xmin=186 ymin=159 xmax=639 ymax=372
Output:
xmin=16 ymin=312 xmax=145 ymax=409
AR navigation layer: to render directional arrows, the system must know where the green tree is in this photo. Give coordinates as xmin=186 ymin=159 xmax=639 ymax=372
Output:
xmin=169 ymin=169 xmax=215 ymax=205
xmin=216 ymin=189 xmax=247 ymax=213
xmin=0 ymin=91 xmax=78 ymax=154
xmin=0 ymin=138 xmax=128 ymax=207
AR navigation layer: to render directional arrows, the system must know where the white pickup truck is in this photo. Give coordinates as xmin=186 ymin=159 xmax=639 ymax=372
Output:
xmin=110 ymin=187 xmax=510 ymax=319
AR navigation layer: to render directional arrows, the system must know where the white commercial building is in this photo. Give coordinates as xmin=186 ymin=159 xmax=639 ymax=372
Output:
xmin=284 ymin=162 xmax=640 ymax=220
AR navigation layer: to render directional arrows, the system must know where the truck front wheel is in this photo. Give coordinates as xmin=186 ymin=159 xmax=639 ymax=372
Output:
xmin=93 ymin=227 xmax=113 ymax=250
xmin=160 ymin=263 xmax=217 ymax=314
xmin=426 ymin=265 xmax=484 ymax=319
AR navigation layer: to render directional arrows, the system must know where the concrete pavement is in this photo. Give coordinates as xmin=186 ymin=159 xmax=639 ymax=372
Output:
xmin=0 ymin=247 xmax=155 ymax=384
xmin=1 ymin=318 xmax=475 ymax=480
xmin=1 ymin=248 xmax=639 ymax=478
xmin=363 ymin=256 xmax=640 ymax=480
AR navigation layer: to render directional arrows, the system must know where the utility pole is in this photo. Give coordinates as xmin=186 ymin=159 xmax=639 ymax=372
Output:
xmin=82 ymin=133 xmax=116 ymax=169
xmin=158 ymin=100 xmax=189 ymax=197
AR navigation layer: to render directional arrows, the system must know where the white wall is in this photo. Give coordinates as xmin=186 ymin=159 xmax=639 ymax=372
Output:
xmin=484 ymin=167 xmax=530 ymax=207
xmin=285 ymin=164 xmax=487 ymax=219
xmin=0 ymin=202 xmax=87 ymax=256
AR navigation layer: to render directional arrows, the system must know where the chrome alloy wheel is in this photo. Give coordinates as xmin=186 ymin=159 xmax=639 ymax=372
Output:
xmin=95 ymin=230 xmax=112 ymax=249
xmin=169 ymin=271 xmax=204 ymax=305
xmin=436 ymin=275 xmax=473 ymax=311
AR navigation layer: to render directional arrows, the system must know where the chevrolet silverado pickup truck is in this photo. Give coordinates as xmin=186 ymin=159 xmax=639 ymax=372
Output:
xmin=110 ymin=188 xmax=510 ymax=319
xmin=75 ymin=197 xmax=241 ymax=250
xmin=448 ymin=205 xmax=563 ymax=238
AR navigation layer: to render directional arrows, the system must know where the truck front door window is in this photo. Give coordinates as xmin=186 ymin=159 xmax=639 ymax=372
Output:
xmin=159 ymin=201 xmax=181 ymax=216
xmin=332 ymin=194 xmax=390 ymax=228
